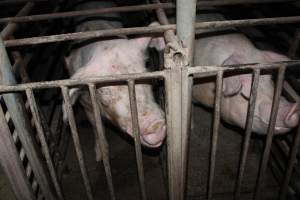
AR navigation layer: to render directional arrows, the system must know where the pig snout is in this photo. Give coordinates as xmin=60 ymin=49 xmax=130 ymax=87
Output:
xmin=126 ymin=116 xmax=166 ymax=147
xmin=140 ymin=119 xmax=166 ymax=147
xmin=258 ymin=101 xmax=300 ymax=134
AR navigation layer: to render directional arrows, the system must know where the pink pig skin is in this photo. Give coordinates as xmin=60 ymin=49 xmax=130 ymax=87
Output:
xmin=192 ymin=13 xmax=300 ymax=134
xmin=64 ymin=1 xmax=166 ymax=161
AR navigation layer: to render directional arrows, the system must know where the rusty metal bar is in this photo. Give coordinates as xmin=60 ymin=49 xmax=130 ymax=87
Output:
xmin=0 ymin=0 xmax=46 ymax=5
xmin=0 ymin=105 xmax=35 ymax=200
xmin=234 ymin=69 xmax=260 ymax=200
xmin=254 ymin=65 xmax=287 ymax=200
xmin=88 ymin=84 xmax=116 ymax=200
xmin=152 ymin=0 xmax=177 ymax=44
xmin=4 ymin=16 xmax=300 ymax=47
xmin=1 ymin=2 xmax=34 ymax=40
xmin=207 ymin=71 xmax=223 ymax=200
xmin=279 ymin=127 xmax=300 ymax=199
xmin=25 ymin=88 xmax=64 ymax=200
xmin=0 ymin=71 xmax=165 ymax=93
xmin=128 ymin=80 xmax=147 ymax=200
xmin=0 ymin=37 xmax=57 ymax=200
xmin=0 ymin=0 xmax=293 ymax=24
xmin=60 ymin=86 xmax=94 ymax=200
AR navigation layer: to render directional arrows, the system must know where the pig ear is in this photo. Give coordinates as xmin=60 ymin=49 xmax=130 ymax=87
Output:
xmin=261 ymin=50 xmax=290 ymax=62
xmin=63 ymin=88 xmax=82 ymax=123
xmin=133 ymin=21 xmax=165 ymax=51
xmin=133 ymin=36 xmax=165 ymax=51
xmin=222 ymin=54 xmax=243 ymax=96
xmin=222 ymin=54 xmax=253 ymax=97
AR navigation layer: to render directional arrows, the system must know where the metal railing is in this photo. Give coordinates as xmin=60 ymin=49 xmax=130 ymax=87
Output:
xmin=0 ymin=0 xmax=300 ymax=200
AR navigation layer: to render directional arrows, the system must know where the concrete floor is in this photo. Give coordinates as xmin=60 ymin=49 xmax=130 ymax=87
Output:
xmin=0 ymin=103 xmax=279 ymax=200
xmin=60 ymin=104 xmax=279 ymax=200
xmin=0 ymin=166 xmax=16 ymax=200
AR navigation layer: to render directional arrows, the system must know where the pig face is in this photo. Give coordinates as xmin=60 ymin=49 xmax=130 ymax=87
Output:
xmin=65 ymin=36 xmax=166 ymax=147
xmin=221 ymin=52 xmax=300 ymax=134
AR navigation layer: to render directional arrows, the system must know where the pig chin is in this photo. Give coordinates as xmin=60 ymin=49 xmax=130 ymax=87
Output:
xmin=253 ymin=116 xmax=292 ymax=135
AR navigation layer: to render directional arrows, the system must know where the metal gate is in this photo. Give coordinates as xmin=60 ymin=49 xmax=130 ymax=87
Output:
xmin=0 ymin=0 xmax=300 ymax=200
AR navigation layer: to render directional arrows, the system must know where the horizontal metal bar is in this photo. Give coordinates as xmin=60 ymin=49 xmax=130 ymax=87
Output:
xmin=1 ymin=2 xmax=34 ymax=40
xmin=234 ymin=69 xmax=260 ymax=200
xmin=88 ymin=84 xmax=115 ymax=200
xmin=0 ymin=0 xmax=293 ymax=24
xmin=207 ymin=71 xmax=223 ymax=200
xmin=254 ymin=66 xmax=287 ymax=200
xmin=4 ymin=16 xmax=300 ymax=47
xmin=0 ymin=71 xmax=165 ymax=93
xmin=188 ymin=60 xmax=300 ymax=77
xmin=128 ymin=80 xmax=147 ymax=200
xmin=0 ymin=0 xmax=46 ymax=5
xmin=61 ymin=86 xmax=94 ymax=200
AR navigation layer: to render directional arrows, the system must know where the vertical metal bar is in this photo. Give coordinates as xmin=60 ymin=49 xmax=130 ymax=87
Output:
xmin=25 ymin=88 xmax=64 ymax=200
xmin=0 ymin=105 xmax=35 ymax=200
xmin=181 ymin=72 xmax=193 ymax=200
xmin=279 ymin=125 xmax=300 ymax=199
xmin=176 ymin=0 xmax=197 ymax=63
xmin=0 ymin=37 xmax=57 ymax=200
xmin=88 ymin=84 xmax=116 ymax=200
xmin=60 ymin=86 xmax=94 ymax=200
xmin=207 ymin=70 xmax=223 ymax=200
xmin=254 ymin=66 xmax=286 ymax=200
xmin=128 ymin=80 xmax=147 ymax=200
xmin=1 ymin=2 xmax=35 ymax=40
xmin=235 ymin=69 xmax=260 ymax=200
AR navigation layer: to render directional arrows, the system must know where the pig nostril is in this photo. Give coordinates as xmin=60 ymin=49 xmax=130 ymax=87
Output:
xmin=285 ymin=113 xmax=299 ymax=128
xmin=141 ymin=124 xmax=166 ymax=147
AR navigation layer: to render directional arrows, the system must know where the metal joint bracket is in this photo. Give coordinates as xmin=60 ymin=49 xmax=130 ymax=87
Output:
xmin=164 ymin=41 xmax=189 ymax=69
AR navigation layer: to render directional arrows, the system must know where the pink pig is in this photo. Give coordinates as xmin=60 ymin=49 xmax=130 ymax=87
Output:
xmin=64 ymin=1 xmax=166 ymax=161
xmin=193 ymin=13 xmax=300 ymax=134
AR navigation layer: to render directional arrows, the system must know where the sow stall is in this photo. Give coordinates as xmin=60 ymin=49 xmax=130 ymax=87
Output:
xmin=0 ymin=0 xmax=300 ymax=200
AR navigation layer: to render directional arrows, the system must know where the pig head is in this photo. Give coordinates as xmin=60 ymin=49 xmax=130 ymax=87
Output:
xmin=193 ymin=37 xmax=300 ymax=134
xmin=64 ymin=35 xmax=166 ymax=150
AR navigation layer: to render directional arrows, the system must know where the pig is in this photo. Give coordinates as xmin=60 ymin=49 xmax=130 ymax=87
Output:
xmin=192 ymin=13 xmax=300 ymax=134
xmin=64 ymin=1 xmax=166 ymax=161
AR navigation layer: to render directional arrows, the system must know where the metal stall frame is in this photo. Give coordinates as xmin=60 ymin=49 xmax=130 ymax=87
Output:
xmin=0 ymin=0 xmax=300 ymax=200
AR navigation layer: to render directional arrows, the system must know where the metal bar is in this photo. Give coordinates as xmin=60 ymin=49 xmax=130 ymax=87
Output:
xmin=187 ymin=61 xmax=300 ymax=77
xmin=0 ymin=105 xmax=35 ymax=200
xmin=0 ymin=37 xmax=57 ymax=200
xmin=88 ymin=84 xmax=116 ymax=200
xmin=177 ymin=0 xmax=197 ymax=64
xmin=61 ymin=86 xmax=94 ymax=200
xmin=5 ymin=16 xmax=300 ymax=47
xmin=1 ymin=2 xmax=34 ymax=40
xmin=0 ymin=0 xmax=46 ymax=5
xmin=25 ymin=88 xmax=64 ymax=200
xmin=0 ymin=0 xmax=293 ymax=24
xmin=279 ymin=127 xmax=300 ymax=199
xmin=176 ymin=1 xmax=197 ymax=199
xmin=254 ymin=65 xmax=287 ymax=200
xmin=207 ymin=71 xmax=223 ymax=200
xmin=152 ymin=0 xmax=177 ymax=44
xmin=181 ymin=71 xmax=194 ymax=199
xmin=234 ymin=69 xmax=260 ymax=200
xmin=128 ymin=80 xmax=147 ymax=200
xmin=0 ymin=71 xmax=165 ymax=93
